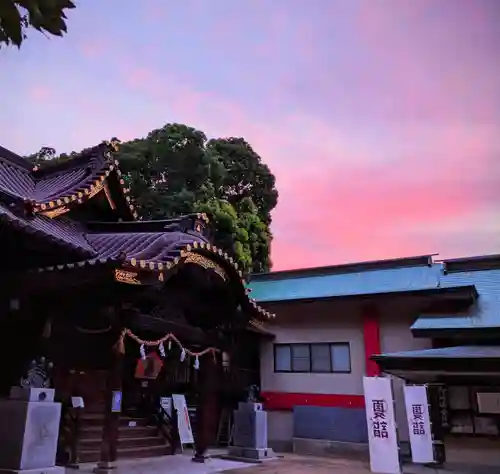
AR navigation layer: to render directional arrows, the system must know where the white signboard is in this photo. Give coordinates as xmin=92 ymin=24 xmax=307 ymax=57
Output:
xmin=404 ymin=385 xmax=434 ymax=463
xmin=363 ymin=376 xmax=401 ymax=474
xmin=172 ymin=394 xmax=195 ymax=445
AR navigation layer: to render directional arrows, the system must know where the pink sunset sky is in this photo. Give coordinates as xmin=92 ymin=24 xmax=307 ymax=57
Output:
xmin=1 ymin=0 xmax=500 ymax=270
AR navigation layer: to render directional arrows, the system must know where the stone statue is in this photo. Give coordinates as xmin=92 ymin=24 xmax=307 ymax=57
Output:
xmin=20 ymin=357 xmax=53 ymax=389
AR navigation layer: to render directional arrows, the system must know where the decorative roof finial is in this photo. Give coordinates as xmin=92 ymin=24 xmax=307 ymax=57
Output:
xmin=108 ymin=137 xmax=121 ymax=152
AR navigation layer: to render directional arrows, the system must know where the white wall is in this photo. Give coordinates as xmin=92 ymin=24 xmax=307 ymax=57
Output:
xmin=259 ymin=297 xmax=433 ymax=443
xmin=260 ymin=300 xmax=365 ymax=396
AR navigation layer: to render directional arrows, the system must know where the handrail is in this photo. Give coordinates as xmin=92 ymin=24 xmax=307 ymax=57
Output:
xmin=56 ymin=400 xmax=81 ymax=466
xmin=155 ymin=399 xmax=178 ymax=455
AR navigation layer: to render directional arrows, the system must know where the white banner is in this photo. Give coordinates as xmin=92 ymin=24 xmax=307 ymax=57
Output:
xmin=172 ymin=394 xmax=195 ymax=445
xmin=404 ymin=385 xmax=434 ymax=464
xmin=363 ymin=377 xmax=401 ymax=474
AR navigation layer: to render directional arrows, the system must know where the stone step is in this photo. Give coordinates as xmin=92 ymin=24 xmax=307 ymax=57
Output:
xmin=83 ymin=405 xmax=106 ymax=414
xmin=80 ymin=414 xmax=149 ymax=427
xmin=80 ymin=425 xmax=159 ymax=440
xmin=80 ymin=435 xmax=167 ymax=450
xmin=79 ymin=445 xmax=171 ymax=463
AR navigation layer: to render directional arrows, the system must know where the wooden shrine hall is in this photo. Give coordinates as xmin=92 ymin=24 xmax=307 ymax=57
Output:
xmin=0 ymin=140 xmax=274 ymax=469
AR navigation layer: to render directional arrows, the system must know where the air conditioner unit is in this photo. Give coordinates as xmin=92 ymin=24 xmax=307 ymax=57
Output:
xmin=476 ymin=392 xmax=500 ymax=414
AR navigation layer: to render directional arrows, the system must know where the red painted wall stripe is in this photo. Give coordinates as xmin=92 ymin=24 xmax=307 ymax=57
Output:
xmin=261 ymin=391 xmax=365 ymax=411
xmin=363 ymin=306 xmax=381 ymax=376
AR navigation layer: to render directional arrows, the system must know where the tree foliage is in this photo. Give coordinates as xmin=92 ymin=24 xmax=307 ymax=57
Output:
xmin=0 ymin=0 xmax=75 ymax=48
xmin=27 ymin=123 xmax=278 ymax=274
xmin=117 ymin=124 xmax=278 ymax=274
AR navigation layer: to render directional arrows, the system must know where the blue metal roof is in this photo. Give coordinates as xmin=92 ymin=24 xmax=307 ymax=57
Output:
xmin=412 ymin=268 xmax=500 ymax=331
xmin=376 ymin=346 xmax=500 ymax=359
xmin=248 ymin=254 xmax=500 ymax=331
xmin=248 ymin=262 xmax=441 ymax=303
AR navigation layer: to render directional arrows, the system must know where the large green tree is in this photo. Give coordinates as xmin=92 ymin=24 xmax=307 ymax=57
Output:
xmin=117 ymin=123 xmax=278 ymax=274
xmin=0 ymin=0 xmax=75 ymax=48
xmin=206 ymin=137 xmax=278 ymax=225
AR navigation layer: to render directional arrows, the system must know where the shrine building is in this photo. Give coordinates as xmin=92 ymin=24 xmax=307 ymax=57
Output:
xmin=249 ymin=254 xmax=500 ymax=468
xmin=0 ymin=141 xmax=272 ymax=470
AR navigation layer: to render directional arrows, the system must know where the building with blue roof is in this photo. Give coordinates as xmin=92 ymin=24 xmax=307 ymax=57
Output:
xmin=248 ymin=253 xmax=500 ymax=469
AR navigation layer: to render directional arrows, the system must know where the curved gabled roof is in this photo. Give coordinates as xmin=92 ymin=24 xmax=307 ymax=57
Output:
xmin=26 ymin=217 xmax=274 ymax=321
xmin=0 ymin=140 xmax=139 ymax=220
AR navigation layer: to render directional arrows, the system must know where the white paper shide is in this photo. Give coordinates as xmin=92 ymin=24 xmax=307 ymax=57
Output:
xmin=404 ymin=385 xmax=434 ymax=464
xmin=363 ymin=376 xmax=401 ymax=474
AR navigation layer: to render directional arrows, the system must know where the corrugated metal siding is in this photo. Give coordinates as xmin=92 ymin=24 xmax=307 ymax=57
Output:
xmin=293 ymin=406 xmax=368 ymax=443
xmin=249 ymin=265 xmax=441 ymax=303
xmin=413 ymin=269 xmax=500 ymax=330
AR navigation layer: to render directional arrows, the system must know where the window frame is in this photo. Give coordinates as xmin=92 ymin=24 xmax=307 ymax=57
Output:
xmin=273 ymin=342 xmax=351 ymax=374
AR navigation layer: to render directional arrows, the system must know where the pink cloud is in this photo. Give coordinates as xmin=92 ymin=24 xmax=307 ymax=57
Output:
xmin=28 ymin=86 xmax=52 ymax=102
xmin=80 ymin=39 xmax=109 ymax=59
xmin=75 ymin=55 xmax=500 ymax=272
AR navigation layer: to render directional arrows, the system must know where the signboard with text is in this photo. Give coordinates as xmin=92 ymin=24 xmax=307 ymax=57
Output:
xmin=363 ymin=376 xmax=400 ymax=474
xmin=172 ymin=394 xmax=195 ymax=445
xmin=404 ymin=385 xmax=434 ymax=464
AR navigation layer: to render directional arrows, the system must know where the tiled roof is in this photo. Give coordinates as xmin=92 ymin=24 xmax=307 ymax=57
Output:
xmin=0 ymin=143 xmax=107 ymax=202
xmin=0 ymin=156 xmax=33 ymax=200
xmin=0 ymin=203 xmax=94 ymax=255
xmin=86 ymin=230 xmax=207 ymax=261
xmin=30 ymin=223 xmax=273 ymax=320
xmin=0 ymin=140 xmax=139 ymax=219
xmin=34 ymin=166 xmax=89 ymax=202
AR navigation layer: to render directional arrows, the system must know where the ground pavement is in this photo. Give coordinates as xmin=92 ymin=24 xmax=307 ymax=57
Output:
xmin=221 ymin=454 xmax=372 ymax=474
xmin=72 ymin=453 xmax=371 ymax=474
xmin=71 ymin=453 xmax=491 ymax=474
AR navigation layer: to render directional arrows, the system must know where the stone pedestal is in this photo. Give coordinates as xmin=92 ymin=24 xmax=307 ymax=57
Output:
xmin=228 ymin=402 xmax=276 ymax=462
xmin=0 ymin=388 xmax=63 ymax=474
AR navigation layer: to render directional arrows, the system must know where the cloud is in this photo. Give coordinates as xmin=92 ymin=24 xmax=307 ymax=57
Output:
xmin=27 ymin=86 xmax=52 ymax=102
xmin=20 ymin=56 xmax=500 ymax=270
xmin=3 ymin=0 xmax=500 ymax=271
xmin=79 ymin=38 xmax=109 ymax=60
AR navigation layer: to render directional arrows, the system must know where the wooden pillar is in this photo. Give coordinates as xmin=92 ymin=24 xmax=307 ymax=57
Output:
xmin=192 ymin=355 xmax=219 ymax=463
xmin=94 ymin=341 xmax=123 ymax=474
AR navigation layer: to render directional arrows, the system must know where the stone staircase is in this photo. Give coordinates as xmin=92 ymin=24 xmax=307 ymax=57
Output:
xmin=77 ymin=405 xmax=172 ymax=463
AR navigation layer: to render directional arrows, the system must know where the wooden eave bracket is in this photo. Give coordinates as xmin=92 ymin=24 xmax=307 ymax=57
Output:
xmin=115 ymin=241 xmax=275 ymax=320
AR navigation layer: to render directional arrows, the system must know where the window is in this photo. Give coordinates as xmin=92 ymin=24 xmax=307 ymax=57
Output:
xmin=273 ymin=343 xmax=351 ymax=373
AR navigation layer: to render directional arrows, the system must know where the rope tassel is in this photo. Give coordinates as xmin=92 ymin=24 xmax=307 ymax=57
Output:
xmin=123 ymin=328 xmax=219 ymax=363
xmin=113 ymin=330 xmax=126 ymax=355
